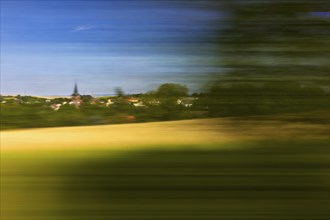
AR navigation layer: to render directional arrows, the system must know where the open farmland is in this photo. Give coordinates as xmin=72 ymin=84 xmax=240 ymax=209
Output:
xmin=2 ymin=117 xmax=328 ymax=151
xmin=1 ymin=118 xmax=329 ymax=220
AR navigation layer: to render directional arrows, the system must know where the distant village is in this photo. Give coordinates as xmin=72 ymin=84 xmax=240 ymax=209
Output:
xmin=1 ymin=82 xmax=205 ymax=129
xmin=3 ymin=81 xmax=326 ymax=130
xmin=0 ymin=83 xmax=197 ymax=111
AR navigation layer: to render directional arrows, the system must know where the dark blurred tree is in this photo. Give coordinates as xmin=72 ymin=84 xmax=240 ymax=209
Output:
xmin=198 ymin=82 xmax=328 ymax=117
xmin=214 ymin=0 xmax=330 ymax=84
xmin=137 ymin=83 xmax=190 ymax=121
xmin=80 ymin=95 xmax=93 ymax=103
xmin=202 ymin=0 xmax=330 ymax=116
xmin=156 ymin=83 xmax=188 ymax=98
xmin=114 ymin=87 xmax=125 ymax=98
xmin=52 ymin=97 xmax=71 ymax=104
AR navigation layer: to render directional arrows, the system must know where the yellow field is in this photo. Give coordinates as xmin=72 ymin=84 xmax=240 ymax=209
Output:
xmin=1 ymin=118 xmax=327 ymax=152
xmin=1 ymin=118 xmax=329 ymax=220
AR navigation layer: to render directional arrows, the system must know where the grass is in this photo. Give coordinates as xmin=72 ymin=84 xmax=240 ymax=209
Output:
xmin=1 ymin=118 xmax=329 ymax=220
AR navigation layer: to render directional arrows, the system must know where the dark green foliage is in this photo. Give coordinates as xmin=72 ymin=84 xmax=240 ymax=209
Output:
xmin=0 ymin=83 xmax=195 ymax=130
xmin=213 ymin=0 xmax=329 ymax=85
xmin=51 ymin=97 xmax=71 ymax=104
xmin=1 ymin=80 xmax=328 ymax=129
xmin=80 ymin=95 xmax=93 ymax=103
xmin=197 ymin=82 xmax=329 ymax=117
xmin=192 ymin=0 xmax=330 ymax=117
xmin=156 ymin=83 xmax=188 ymax=98
xmin=1 ymin=102 xmax=49 ymax=129
xmin=61 ymin=139 xmax=330 ymax=220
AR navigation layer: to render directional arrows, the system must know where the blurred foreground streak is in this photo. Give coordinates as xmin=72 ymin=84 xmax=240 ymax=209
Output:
xmin=1 ymin=118 xmax=329 ymax=220
xmin=198 ymin=0 xmax=330 ymax=118
xmin=212 ymin=0 xmax=329 ymax=85
xmin=62 ymin=142 xmax=329 ymax=220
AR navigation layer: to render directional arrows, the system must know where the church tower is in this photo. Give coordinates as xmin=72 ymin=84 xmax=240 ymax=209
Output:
xmin=70 ymin=82 xmax=82 ymax=107
xmin=72 ymin=82 xmax=80 ymax=97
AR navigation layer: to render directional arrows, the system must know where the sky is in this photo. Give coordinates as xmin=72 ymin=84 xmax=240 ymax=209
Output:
xmin=1 ymin=0 xmax=223 ymax=96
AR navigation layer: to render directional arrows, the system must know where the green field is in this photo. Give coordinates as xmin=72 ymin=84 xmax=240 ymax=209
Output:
xmin=1 ymin=119 xmax=329 ymax=220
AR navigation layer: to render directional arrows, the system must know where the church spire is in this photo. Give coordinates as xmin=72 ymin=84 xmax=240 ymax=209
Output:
xmin=72 ymin=82 xmax=80 ymax=96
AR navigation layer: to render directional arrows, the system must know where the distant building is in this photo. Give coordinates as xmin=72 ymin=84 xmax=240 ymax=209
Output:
xmin=90 ymin=97 xmax=100 ymax=105
xmin=177 ymin=97 xmax=196 ymax=107
xmin=72 ymin=82 xmax=80 ymax=97
xmin=50 ymin=103 xmax=61 ymax=111
xmin=127 ymin=97 xmax=145 ymax=107
xmin=70 ymin=82 xmax=82 ymax=107
xmin=133 ymin=102 xmax=145 ymax=107
xmin=106 ymin=99 xmax=114 ymax=106
xmin=127 ymin=97 xmax=139 ymax=103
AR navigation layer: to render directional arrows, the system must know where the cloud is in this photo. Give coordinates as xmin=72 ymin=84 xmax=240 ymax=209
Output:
xmin=73 ymin=25 xmax=93 ymax=32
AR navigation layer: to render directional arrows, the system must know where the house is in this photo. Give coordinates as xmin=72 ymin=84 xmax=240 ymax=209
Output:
xmin=177 ymin=97 xmax=196 ymax=107
xmin=127 ymin=97 xmax=139 ymax=103
xmin=50 ymin=103 xmax=61 ymax=111
xmin=90 ymin=97 xmax=100 ymax=105
xmin=106 ymin=99 xmax=114 ymax=106
xmin=133 ymin=102 xmax=145 ymax=107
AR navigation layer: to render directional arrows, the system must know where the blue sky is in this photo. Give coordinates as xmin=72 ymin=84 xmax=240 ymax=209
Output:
xmin=1 ymin=0 xmax=222 ymax=95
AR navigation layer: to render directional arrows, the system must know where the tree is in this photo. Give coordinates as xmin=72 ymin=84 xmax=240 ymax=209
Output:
xmin=214 ymin=0 xmax=329 ymax=85
xmin=155 ymin=83 xmax=188 ymax=98
xmin=201 ymin=0 xmax=330 ymax=116
xmin=114 ymin=87 xmax=125 ymax=98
